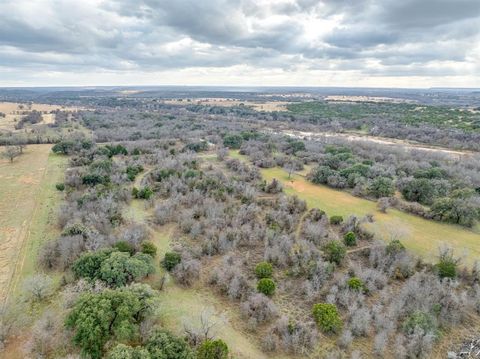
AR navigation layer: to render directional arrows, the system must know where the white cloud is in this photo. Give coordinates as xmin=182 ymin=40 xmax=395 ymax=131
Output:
xmin=0 ymin=0 xmax=479 ymax=87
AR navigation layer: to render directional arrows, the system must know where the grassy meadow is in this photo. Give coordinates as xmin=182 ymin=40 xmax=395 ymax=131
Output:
xmin=0 ymin=145 xmax=66 ymax=305
xmin=230 ymin=150 xmax=480 ymax=265
xmin=262 ymin=166 xmax=480 ymax=264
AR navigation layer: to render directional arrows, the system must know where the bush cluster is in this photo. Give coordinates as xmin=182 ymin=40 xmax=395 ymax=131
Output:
xmin=312 ymin=303 xmax=342 ymax=333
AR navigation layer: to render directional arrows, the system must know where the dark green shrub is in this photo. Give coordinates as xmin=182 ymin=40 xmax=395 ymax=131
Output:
xmin=255 ymin=262 xmax=273 ymax=279
xmin=343 ymin=231 xmax=356 ymax=246
xmin=89 ymin=159 xmax=113 ymax=173
xmin=288 ymin=140 xmax=305 ymax=154
xmin=386 ymin=239 xmax=405 ymax=255
xmin=102 ymin=144 xmax=128 ymax=157
xmin=144 ymin=329 xmax=194 ymax=359
xmin=72 ymin=249 xmax=154 ymax=287
xmin=436 ymin=261 xmax=457 ymax=279
xmin=114 ymin=241 xmax=135 ymax=255
xmin=65 ymin=286 xmax=155 ymax=359
xmin=82 ymin=173 xmax=110 ymax=186
xmin=141 ymin=241 xmax=157 ymax=257
xmin=223 ymin=134 xmax=243 ymax=149
xmin=368 ymin=177 xmax=395 ymax=198
xmin=330 ymin=215 xmax=343 ymax=225
xmin=156 ymin=168 xmax=177 ymax=181
xmin=52 ymin=141 xmax=73 ymax=154
xmin=323 ymin=241 xmax=346 ymax=265
xmin=414 ymin=167 xmax=447 ymax=180
xmin=185 ymin=141 xmax=208 ymax=152
xmin=107 ymin=344 xmax=150 ymax=358
xmin=184 ymin=169 xmax=199 ymax=179
xmin=52 ymin=139 xmax=92 ymax=155
xmin=132 ymin=187 xmax=138 ymax=198
xmin=132 ymin=187 xmax=139 ymax=198
xmin=401 ymin=178 xmax=437 ymax=205
xmin=403 ymin=311 xmax=437 ymax=336
xmin=435 ymin=248 xmax=459 ymax=279
xmin=99 ymin=252 xmax=154 ymax=287
xmin=55 ymin=183 xmax=65 ymax=191
xmin=257 ymin=278 xmax=276 ymax=296
xmin=62 ymin=223 xmax=89 ymax=237
xmin=430 ymin=197 xmax=477 ymax=227
xmin=347 ymin=277 xmax=364 ymax=291
xmin=240 ymin=130 xmax=261 ymax=141
xmin=133 ymin=187 xmax=153 ymax=200
xmin=71 ymin=248 xmax=113 ymax=281
xmin=126 ymin=165 xmax=143 ymax=181
xmin=309 ymin=166 xmax=334 ymax=184
xmin=197 ymin=339 xmax=229 ymax=359
xmin=163 ymin=252 xmax=181 ymax=271
xmin=312 ymin=303 xmax=342 ymax=333
xmin=309 ymin=208 xmax=326 ymax=221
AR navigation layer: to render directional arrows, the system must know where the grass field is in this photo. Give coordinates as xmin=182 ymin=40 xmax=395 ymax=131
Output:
xmin=229 ymin=150 xmax=480 ymax=264
xmin=0 ymin=144 xmax=66 ymax=306
xmin=261 ymin=166 xmax=480 ymax=264
xmin=0 ymin=102 xmax=72 ymax=131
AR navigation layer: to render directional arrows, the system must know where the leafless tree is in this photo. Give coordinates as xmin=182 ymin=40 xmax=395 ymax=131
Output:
xmin=183 ymin=307 xmax=227 ymax=347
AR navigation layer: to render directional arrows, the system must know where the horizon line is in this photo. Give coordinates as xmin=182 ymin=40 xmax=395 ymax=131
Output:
xmin=0 ymin=85 xmax=479 ymax=90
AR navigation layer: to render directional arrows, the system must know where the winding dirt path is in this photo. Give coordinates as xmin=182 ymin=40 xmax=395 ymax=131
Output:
xmin=279 ymin=129 xmax=475 ymax=158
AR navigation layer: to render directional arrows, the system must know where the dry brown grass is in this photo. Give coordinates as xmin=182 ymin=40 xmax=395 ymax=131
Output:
xmin=0 ymin=144 xmax=65 ymax=306
xmin=0 ymin=102 xmax=81 ymax=131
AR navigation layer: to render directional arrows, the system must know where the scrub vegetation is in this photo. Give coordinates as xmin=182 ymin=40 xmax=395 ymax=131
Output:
xmin=1 ymin=88 xmax=480 ymax=358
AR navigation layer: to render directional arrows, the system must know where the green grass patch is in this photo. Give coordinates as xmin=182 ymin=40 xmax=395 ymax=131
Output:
xmin=18 ymin=153 xmax=66 ymax=279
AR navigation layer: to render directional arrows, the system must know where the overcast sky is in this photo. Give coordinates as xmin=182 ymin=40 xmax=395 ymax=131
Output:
xmin=1 ymin=0 xmax=479 ymax=87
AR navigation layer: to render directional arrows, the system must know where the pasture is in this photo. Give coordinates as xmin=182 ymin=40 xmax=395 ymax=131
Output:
xmin=0 ymin=144 xmax=66 ymax=306
xmin=0 ymin=102 xmax=80 ymax=132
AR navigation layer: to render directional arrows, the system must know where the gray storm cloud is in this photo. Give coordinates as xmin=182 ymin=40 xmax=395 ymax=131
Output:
xmin=0 ymin=0 xmax=479 ymax=86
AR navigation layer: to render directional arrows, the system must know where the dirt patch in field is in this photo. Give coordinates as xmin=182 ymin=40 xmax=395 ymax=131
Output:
xmin=0 ymin=102 xmax=80 ymax=114
xmin=325 ymin=95 xmax=416 ymax=104
xmin=18 ymin=175 xmax=40 ymax=185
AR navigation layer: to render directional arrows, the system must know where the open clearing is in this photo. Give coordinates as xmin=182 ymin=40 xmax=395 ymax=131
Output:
xmin=0 ymin=102 xmax=80 ymax=131
xmin=325 ymin=95 xmax=416 ymax=104
xmin=261 ymin=166 xmax=480 ymax=265
xmin=0 ymin=144 xmax=66 ymax=306
xmin=231 ymin=150 xmax=480 ymax=264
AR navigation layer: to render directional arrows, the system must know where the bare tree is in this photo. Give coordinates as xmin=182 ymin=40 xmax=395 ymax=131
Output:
xmin=183 ymin=307 xmax=227 ymax=346
xmin=22 ymin=274 xmax=54 ymax=302
xmin=284 ymin=155 xmax=296 ymax=179
xmin=377 ymin=197 xmax=391 ymax=213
